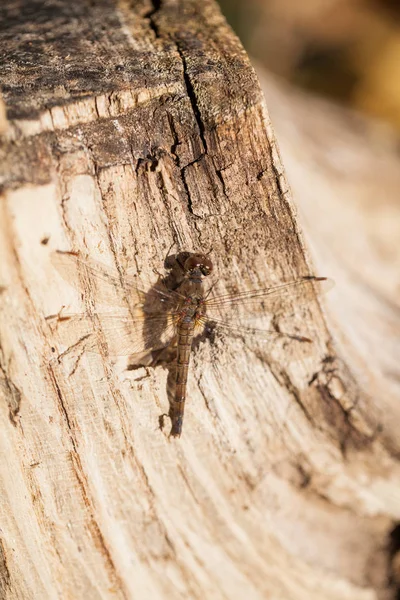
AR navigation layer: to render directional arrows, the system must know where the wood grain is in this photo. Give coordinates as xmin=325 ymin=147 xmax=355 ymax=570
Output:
xmin=0 ymin=1 xmax=399 ymax=599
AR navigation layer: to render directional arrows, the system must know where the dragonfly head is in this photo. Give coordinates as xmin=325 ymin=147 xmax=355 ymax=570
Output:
xmin=184 ymin=254 xmax=213 ymax=278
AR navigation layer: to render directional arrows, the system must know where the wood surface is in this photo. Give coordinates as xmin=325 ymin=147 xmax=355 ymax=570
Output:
xmin=0 ymin=1 xmax=399 ymax=599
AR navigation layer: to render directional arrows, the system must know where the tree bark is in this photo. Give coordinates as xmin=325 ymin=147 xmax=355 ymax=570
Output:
xmin=0 ymin=1 xmax=399 ymax=599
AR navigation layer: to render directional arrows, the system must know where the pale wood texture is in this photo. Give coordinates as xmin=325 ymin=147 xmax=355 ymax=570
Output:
xmin=0 ymin=1 xmax=399 ymax=599
xmin=258 ymin=68 xmax=400 ymax=453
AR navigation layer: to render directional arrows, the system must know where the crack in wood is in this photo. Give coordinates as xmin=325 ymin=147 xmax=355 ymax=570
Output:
xmin=215 ymin=167 xmax=228 ymax=199
xmin=166 ymin=109 xmax=205 ymax=218
xmin=0 ymin=356 xmax=22 ymax=426
xmin=145 ymin=0 xmax=162 ymax=38
xmin=0 ymin=537 xmax=11 ymax=594
xmin=268 ymin=360 xmax=314 ymax=424
xmin=48 ymin=363 xmax=129 ymax=597
xmin=175 ymin=42 xmax=208 ymax=155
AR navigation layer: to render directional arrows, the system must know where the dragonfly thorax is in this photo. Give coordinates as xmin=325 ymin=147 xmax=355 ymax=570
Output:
xmin=180 ymin=295 xmax=206 ymax=323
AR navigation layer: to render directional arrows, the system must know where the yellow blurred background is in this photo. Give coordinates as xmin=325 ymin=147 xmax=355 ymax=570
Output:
xmin=218 ymin=0 xmax=400 ymax=130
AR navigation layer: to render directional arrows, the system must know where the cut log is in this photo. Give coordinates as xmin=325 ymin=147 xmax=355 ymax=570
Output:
xmin=0 ymin=1 xmax=399 ymax=599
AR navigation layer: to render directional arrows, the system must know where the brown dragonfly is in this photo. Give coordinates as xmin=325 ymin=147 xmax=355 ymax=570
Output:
xmin=50 ymin=250 xmax=329 ymax=437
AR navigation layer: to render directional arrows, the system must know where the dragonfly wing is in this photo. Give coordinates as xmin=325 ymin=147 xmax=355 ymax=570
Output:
xmin=49 ymin=311 xmax=178 ymax=356
xmin=199 ymin=276 xmax=331 ymax=363
xmin=50 ymin=251 xmax=183 ymax=311
xmin=201 ymin=317 xmax=312 ymax=343
xmin=204 ymin=276 xmax=332 ymax=321
xmin=199 ymin=316 xmax=319 ymax=363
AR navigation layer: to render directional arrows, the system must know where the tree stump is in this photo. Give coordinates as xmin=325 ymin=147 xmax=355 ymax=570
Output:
xmin=0 ymin=1 xmax=399 ymax=599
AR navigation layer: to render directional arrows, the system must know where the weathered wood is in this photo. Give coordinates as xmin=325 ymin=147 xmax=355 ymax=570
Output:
xmin=0 ymin=1 xmax=399 ymax=599
xmin=259 ymin=68 xmax=400 ymax=453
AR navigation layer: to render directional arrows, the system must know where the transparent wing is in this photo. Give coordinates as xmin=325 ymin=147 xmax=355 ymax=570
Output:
xmin=50 ymin=251 xmax=184 ymax=311
xmin=49 ymin=310 xmax=178 ymax=356
xmin=198 ymin=316 xmax=319 ymax=363
xmin=199 ymin=276 xmax=331 ymax=362
xmin=199 ymin=316 xmax=312 ymax=343
xmin=204 ymin=276 xmax=331 ymax=319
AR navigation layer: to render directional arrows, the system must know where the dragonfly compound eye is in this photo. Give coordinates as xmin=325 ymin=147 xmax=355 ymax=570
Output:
xmin=184 ymin=254 xmax=213 ymax=276
xmin=200 ymin=262 xmax=212 ymax=276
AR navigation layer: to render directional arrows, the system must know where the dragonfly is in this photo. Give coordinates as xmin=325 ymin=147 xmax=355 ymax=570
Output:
xmin=49 ymin=250 xmax=329 ymax=437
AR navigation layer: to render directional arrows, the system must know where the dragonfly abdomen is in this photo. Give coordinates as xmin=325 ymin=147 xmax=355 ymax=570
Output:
xmin=170 ymin=319 xmax=196 ymax=437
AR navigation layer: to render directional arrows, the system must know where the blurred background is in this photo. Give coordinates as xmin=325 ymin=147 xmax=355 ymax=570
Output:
xmin=218 ymin=0 xmax=400 ymax=130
